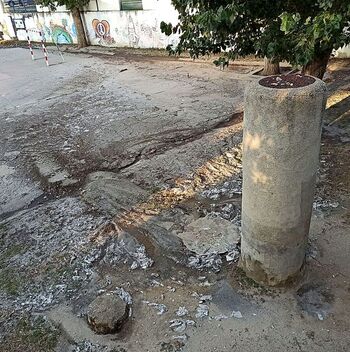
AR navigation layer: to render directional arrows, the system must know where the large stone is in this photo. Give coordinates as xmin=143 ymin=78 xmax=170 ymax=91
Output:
xmin=82 ymin=172 xmax=150 ymax=216
xmin=87 ymin=293 xmax=130 ymax=334
xmin=177 ymin=215 xmax=241 ymax=255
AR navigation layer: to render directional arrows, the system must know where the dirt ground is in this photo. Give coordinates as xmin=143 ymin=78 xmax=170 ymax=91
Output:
xmin=0 ymin=47 xmax=349 ymax=352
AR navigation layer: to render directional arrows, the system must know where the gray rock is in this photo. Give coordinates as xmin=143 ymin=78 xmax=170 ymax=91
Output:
xmin=87 ymin=293 xmax=130 ymax=334
xmin=177 ymin=215 xmax=241 ymax=255
xmin=82 ymin=171 xmax=150 ymax=216
xmin=142 ymin=222 xmax=184 ymax=253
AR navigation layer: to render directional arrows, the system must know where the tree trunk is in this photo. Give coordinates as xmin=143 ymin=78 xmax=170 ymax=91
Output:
xmin=261 ymin=57 xmax=280 ymax=76
xmin=71 ymin=7 xmax=87 ymax=48
xmin=302 ymin=50 xmax=332 ymax=79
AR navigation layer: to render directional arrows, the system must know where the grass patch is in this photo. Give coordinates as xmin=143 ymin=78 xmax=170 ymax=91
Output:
xmin=16 ymin=316 xmax=59 ymax=351
xmin=0 ymin=268 xmax=23 ymax=295
xmin=0 ymin=244 xmax=27 ymax=265
xmin=1 ymin=315 xmax=60 ymax=352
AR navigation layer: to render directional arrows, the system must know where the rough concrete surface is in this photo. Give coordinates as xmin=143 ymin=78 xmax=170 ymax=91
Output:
xmin=241 ymin=77 xmax=327 ymax=286
xmin=0 ymin=47 xmax=349 ymax=352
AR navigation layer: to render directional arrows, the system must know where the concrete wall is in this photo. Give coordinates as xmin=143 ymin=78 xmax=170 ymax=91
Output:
xmin=0 ymin=0 xmax=179 ymax=48
xmin=1 ymin=1 xmax=349 ymax=55
xmin=0 ymin=2 xmax=16 ymax=39
xmin=336 ymin=45 xmax=350 ymax=58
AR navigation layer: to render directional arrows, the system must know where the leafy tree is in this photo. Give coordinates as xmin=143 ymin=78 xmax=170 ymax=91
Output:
xmin=280 ymin=0 xmax=350 ymax=78
xmin=161 ymin=0 xmax=350 ymax=78
xmin=36 ymin=0 xmax=88 ymax=48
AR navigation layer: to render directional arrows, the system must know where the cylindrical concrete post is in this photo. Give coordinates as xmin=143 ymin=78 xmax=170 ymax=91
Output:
xmin=240 ymin=75 xmax=327 ymax=286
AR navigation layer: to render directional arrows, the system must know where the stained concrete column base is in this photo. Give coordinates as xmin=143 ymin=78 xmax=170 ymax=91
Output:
xmin=240 ymin=74 xmax=327 ymax=286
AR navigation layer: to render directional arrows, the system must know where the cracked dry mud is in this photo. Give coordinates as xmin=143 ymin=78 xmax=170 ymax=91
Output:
xmin=0 ymin=48 xmax=349 ymax=352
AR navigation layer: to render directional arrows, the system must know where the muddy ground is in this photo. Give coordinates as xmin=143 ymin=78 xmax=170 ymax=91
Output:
xmin=0 ymin=47 xmax=349 ymax=352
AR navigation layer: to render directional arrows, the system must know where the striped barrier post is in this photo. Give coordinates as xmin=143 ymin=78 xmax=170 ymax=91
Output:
xmin=26 ymin=28 xmax=50 ymax=67
xmin=25 ymin=29 xmax=35 ymax=61
xmin=39 ymin=30 xmax=49 ymax=67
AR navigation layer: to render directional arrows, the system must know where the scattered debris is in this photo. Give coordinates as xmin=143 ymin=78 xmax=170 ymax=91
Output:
xmin=313 ymin=198 xmax=340 ymax=212
xmin=73 ymin=341 xmax=126 ymax=352
xmin=199 ymin=295 xmax=212 ymax=303
xmin=176 ymin=307 xmax=189 ymax=317
xmin=226 ymin=246 xmax=240 ymax=262
xmin=201 ymin=179 xmax=242 ymax=200
xmin=212 ymin=314 xmax=229 ymax=321
xmin=231 ymin=310 xmax=243 ymax=319
xmin=188 ymin=252 xmax=222 ymax=272
xmin=172 ymin=334 xmax=188 ymax=342
xmin=114 ymin=287 xmax=133 ymax=305
xmin=103 ymin=231 xmax=154 ymax=270
xmin=169 ymin=319 xmax=196 ymax=333
xmin=195 ymin=304 xmax=209 ymax=319
xmin=143 ymin=301 xmax=168 ymax=315
xmin=149 ymin=279 xmax=164 ymax=287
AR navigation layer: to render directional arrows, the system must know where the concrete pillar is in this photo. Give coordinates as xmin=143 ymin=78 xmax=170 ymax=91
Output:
xmin=240 ymin=75 xmax=327 ymax=286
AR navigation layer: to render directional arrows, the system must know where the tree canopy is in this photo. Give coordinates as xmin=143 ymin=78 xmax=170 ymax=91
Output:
xmin=161 ymin=0 xmax=350 ymax=78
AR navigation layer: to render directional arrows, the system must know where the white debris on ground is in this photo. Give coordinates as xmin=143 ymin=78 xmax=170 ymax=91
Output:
xmin=313 ymin=197 xmax=340 ymax=212
xmin=114 ymin=287 xmax=133 ymax=305
xmin=226 ymin=246 xmax=240 ymax=262
xmin=201 ymin=179 xmax=242 ymax=200
xmin=200 ymin=178 xmax=242 ymax=226
xmin=73 ymin=341 xmax=126 ymax=352
xmin=143 ymin=301 xmax=168 ymax=315
xmin=198 ymin=294 xmax=212 ymax=303
xmin=169 ymin=319 xmax=196 ymax=333
xmin=195 ymin=304 xmax=210 ymax=318
xmin=231 ymin=310 xmax=243 ymax=319
xmin=176 ymin=306 xmax=189 ymax=317
xmin=188 ymin=252 xmax=223 ymax=272
xmin=180 ymin=214 xmax=241 ymax=272
xmin=103 ymin=237 xmax=154 ymax=270
xmin=172 ymin=335 xmax=188 ymax=342
xmin=213 ymin=314 xmax=229 ymax=321
xmin=187 ymin=244 xmax=240 ymax=272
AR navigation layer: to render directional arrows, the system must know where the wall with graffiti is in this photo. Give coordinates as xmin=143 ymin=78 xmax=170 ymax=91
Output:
xmin=2 ymin=0 xmax=179 ymax=49
xmin=13 ymin=12 xmax=77 ymax=44
xmin=85 ymin=9 xmax=179 ymax=49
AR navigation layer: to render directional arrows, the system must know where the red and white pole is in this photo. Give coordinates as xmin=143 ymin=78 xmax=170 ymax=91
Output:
xmin=39 ymin=30 xmax=49 ymax=67
xmin=26 ymin=29 xmax=35 ymax=61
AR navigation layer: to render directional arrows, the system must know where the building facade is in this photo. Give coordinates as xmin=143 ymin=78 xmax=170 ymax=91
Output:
xmin=0 ymin=0 xmax=179 ymax=48
xmin=0 ymin=0 xmax=349 ymax=57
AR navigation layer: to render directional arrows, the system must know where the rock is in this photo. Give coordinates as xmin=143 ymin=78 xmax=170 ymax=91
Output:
xmin=177 ymin=215 xmax=241 ymax=255
xmin=142 ymin=221 xmax=184 ymax=253
xmin=87 ymin=293 xmax=130 ymax=334
xmin=82 ymin=171 xmax=150 ymax=216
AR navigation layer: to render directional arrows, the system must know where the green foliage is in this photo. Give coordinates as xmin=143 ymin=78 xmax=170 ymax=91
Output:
xmin=16 ymin=315 xmax=60 ymax=351
xmin=0 ymin=268 xmax=23 ymax=295
xmin=35 ymin=0 xmax=89 ymax=11
xmin=280 ymin=1 xmax=350 ymax=66
xmin=161 ymin=0 xmax=350 ymax=68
